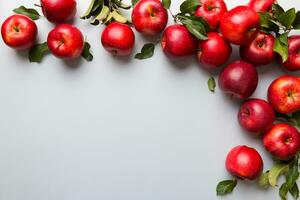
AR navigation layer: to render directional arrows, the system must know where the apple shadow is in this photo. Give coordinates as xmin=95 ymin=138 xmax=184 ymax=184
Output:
xmin=62 ymin=57 xmax=83 ymax=70
xmin=14 ymin=50 xmax=30 ymax=62
xmin=165 ymin=55 xmax=196 ymax=70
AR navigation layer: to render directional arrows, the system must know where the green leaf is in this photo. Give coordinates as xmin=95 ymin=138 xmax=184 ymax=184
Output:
xmin=207 ymin=77 xmax=216 ymax=93
xmin=278 ymin=8 xmax=296 ymax=29
xmin=274 ymin=33 xmax=289 ymax=62
xmin=81 ymin=0 xmax=98 ymax=19
xmin=258 ymin=171 xmax=270 ymax=188
xmin=112 ymin=10 xmax=128 ymax=23
xmin=13 ymin=6 xmax=40 ymax=20
xmin=81 ymin=42 xmax=93 ymax=61
xmin=259 ymin=12 xmax=271 ymax=29
xmin=90 ymin=6 xmax=109 ymax=25
xmin=131 ymin=0 xmax=139 ymax=6
xmin=272 ymin=4 xmax=285 ymax=19
xmin=289 ymin=183 xmax=299 ymax=199
xmin=112 ymin=0 xmax=131 ymax=9
xmin=286 ymin=160 xmax=299 ymax=188
xmin=268 ymin=162 xmax=290 ymax=187
xmin=135 ymin=43 xmax=155 ymax=60
xmin=179 ymin=0 xmax=201 ymax=14
xmin=280 ymin=183 xmax=289 ymax=200
xmin=293 ymin=11 xmax=300 ymax=29
xmin=216 ymin=179 xmax=237 ymax=196
xmin=28 ymin=42 xmax=49 ymax=63
xmin=291 ymin=111 xmax=300 ymax=128
xmin=178 ymin=15 xmax=208 ymax=40
xmin=162 ymin=0 xmax=171 ymax=9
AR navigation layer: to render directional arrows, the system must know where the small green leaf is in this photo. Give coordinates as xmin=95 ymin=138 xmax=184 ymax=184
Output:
xmin=293 ymin=11 xmax=300 ymax=29
xmin=13 ymin=6 xmax=40 ymax=20
xmin=280 ymin=183 xmax=289 ymax=200
xmin=112 ymin=10 xmax=128 ymax=23
xmin=28 ymin=42 xmax=49 ymax=63
xmin=272 ymin=4 xmax=285 ymax=18
xmin=207 ymin=77 xmax=216 ymax=92
xmin=81 ymin=0 xmax=98 ymax=19
xmin=179 ymin=0 xmax=201 ymax=14
xmin=131 ymin=0 xmax=139 ymax=6
xmin=289 ymin=183 xmax=299 ymax=199
xmin=278 ymin=8 xmax=296 ymax=29
xmin=135 ymin=43 xmax=155 ymax=60
xmin=286 ymin=160 xmax=299 ymax=188
xmin=274 ymin=33 xmax=289 ymax=62
xmin=91 ymin=6 xmax=110 ymax=25
xmin=291 ymin=111 xmax=300 ymax=128
xmin=258 ymin=171 xmax=270 ymax=188
xmin=162 ymin=0 xmax=171 ymax=9
xmin=268 ymin=162 xmax=289 ymax=187
xmin=178 ymin=15 xmax=208 ymax=40
xmin=81 ymin=42 xmax=93 ymax=61
xmin=112 ymin=0 xmax=131 ymax=9
xmin=216 ymin=179 xmax=237 ymax=196
xmin=259 ymin=12 xmax=271 ymax=29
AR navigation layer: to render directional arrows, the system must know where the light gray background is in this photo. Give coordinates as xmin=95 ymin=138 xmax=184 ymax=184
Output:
xmin=0 ymin=0 xmax=299 ymax=199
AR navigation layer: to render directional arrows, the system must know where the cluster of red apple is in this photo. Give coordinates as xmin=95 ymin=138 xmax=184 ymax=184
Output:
xmin=1 ymin=0 xmax=92 ymax=62
xmin=1 ymin=0 xmax=300 ymax=199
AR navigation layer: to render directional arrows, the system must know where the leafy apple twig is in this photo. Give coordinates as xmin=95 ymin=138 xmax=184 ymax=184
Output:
xmin=13 ymin=6 xmax=40 ymax=20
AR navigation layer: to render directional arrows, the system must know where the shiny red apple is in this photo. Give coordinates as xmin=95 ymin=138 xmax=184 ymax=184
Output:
xmin=194 ymin=0 xmax=227 ymax=30
xmin=41 ymin=0 xmax=77 ymax=23
xmin=263 ymin=123 xmax=300 ymax=160
xmin=1 ymin=14 xmax=37 ymax=50
xmin=248 ymin=0 xmax=275 ymax=12
xmin=220 ymin=6 xmax=260 ymax=45
xmin=47 ymin=24 xmax=84 ymax=59
xmin=161 ymin=24 xmax=197 ymax=57
xmin=218 ymin=60 xmax=258 ymax=99
xmin=101 ymin=22 xmax=135 ymax=56
xmin=282 ymin=35 xmax=300 ymax=71
xmin=226 ymin=145 xmax=263 ymax=180
xmin=238 ymin=99 xmax=275 ymax=134
xmin=132 ymin=0 xmax=168 ymax=36
xmin=197 ymin=32 xmax=232 ymax=68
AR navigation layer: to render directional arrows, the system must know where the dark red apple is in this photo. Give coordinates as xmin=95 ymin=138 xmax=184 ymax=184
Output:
xmin=218 ymin=60 xmax=258 ymax=99
xmin=132 ymin=0 xmax=168 ymax=36
xmin=240 ymin=32 xmax=275 ymax=66
xmin=40 ymin=0 xmax=77 ymax=23
xmin=197 ymin=32 xmax=232 ymax=68
xmin=1 ymin=14 xmax=37 ymax=50
xmin=282 ymin=35 xmax=300 ymax=71
xmin=194 ymin=0 xmax=227 ymax=30
xmin=101 ymin=22 xmax=135 ymax=56
xmin=47 ymin=24 xmax=84 ymax=59
xmin=248 ymin=0 xmax=275 ymax=12
xmin=161 ymin=24 xmax=197 ymax=57
xmin=220 ymin=6 xmax=260 ymax=45
xmin=238 ymin=99 xmax=275 ymax=134
xmin=268 ymin=75 xmax=300 ymax=114
xmin=263 ymin=123 xmax=300 ymax=160
xmin=226 ymin=145 xmax=263 ymax=180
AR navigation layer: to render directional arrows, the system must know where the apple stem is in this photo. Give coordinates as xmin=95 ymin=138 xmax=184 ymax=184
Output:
xmin=168 ymin=9 xmax=177 ymax=23
xmin=34 ymin=4 xmax=42 ymax=8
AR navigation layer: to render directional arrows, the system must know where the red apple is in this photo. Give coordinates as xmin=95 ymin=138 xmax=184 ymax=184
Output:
xmin=132 ymin=0 xmax=168 ymax=36
xmin=238 ymin=99 xmax=275 ymax=134
xmin=240 ymin=32 xmax=275 ymax=66
xmin=282 ymin=35 xmax=300 ymax=71
xmin=40 ymin=0 xmax=77 ymax=23
xmin=268 ymin=75 xmax=300 ymax=114
xmin=218 ymin=60 xmax=258 ymax=99
xmin=226 ymin=145 xmax=263 ymax=180
xmin=161 ymin=24 xmax=197 ymax=57
xmin=1 ymin=14 xmax=37 ymax=50
xmin=220 ymin=6 xmax=260 ymax=45
xmin=197 ymin=32 xmax=232 ymax=69
xmin=248 ymin=0 xmax=275 ymax=12
xmin=194 ymin=0 xmax=227 ymax=30
xmin=263 ymin=123 xmax=300 ymax=160
xmin=47 ymin=24 xmax=84 ymax=59
xmin=101 ymin=22 xmax=135 ymax=56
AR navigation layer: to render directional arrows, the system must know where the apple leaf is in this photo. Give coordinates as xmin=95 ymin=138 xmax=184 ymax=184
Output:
xmin=112 ymin=0 xmax=131 ymax=9
xmin=268 ymin=162 xmax=289 ymax=187
xmin=289 ymin=183 xmax=299 ymax=199
xmin=28 ymin=42 xmax=49 ymax=63
xmin=162 ymin=0 xmax=171 ymax=9
xmin=177 ymin=15 xmax=209 ymax=40
xmin=135 ymin=43 xmax=155 ymax=60
xmin=180 ymin=0 xmax=201 ymax=15
xmin=13 ymin=6 xmax=40 ymax=20
xmin=274 ymin=33 xmax=289 ymax=63
xmin=258 ymin=171 xmax=270 ymax=189
xmin=131 ymin=0 xmax=139 ymax=6
xmin=208 ymin=77 xmax=216 ymax=92
xmin=81 ymin=42 xmax=93 ymax=61
xmin=90 ymin=6 xmax=110 ymax=25
xmin=291 ymin=111 xmax=300 ymax=128
xmin=216 ymin=179 xmax=237 ymax=196
xmin=272 ymin=4 xmax=285 ymax=19
xmin=112 ymin=10 xmax=128 ymax=23
xmin=279 ymin=183 xmax=289 ymax=200
xmin=278 ymin=8 xmax=296 ymax=29
xmin=81 ymin=0 xmax=98 ymax=19
xmin=293 ymin=11 xmax=300 ymax=29
xmin=259 ymin=12 xmax=271 ymax=29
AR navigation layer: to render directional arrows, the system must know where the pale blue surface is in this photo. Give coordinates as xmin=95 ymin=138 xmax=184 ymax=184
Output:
xmin=0 ymin=0 xmax=299 ymax=199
